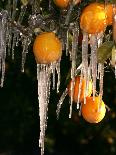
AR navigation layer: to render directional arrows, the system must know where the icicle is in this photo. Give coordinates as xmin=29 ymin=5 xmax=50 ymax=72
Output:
xmin=65 ymin=2 xmax=74 ymax=26
xmin=21 ymin=36 xmax=31 ymax=72
xmin=0 ymin=11 xmax=8 ymax=87
xmin=82 ymin=32 xmax=88 ymax=104
xmin=56 ymin=88 xmax=68 ymax=119
xmin=12 ymin=0 xmax=17 ymax=20
xmin=37 ymin=64 xmax=51 ymax=155
xmin=77 ymin=69 xmax=83 ymax=105
xmin=90 ymin=34 xmax=98 ymax=100
xmin=66 ymin=29 xmax=69 ymax=56
xmin=98 ymin=63 xmax=104 ymax=102
xmin=51 ymin=62 xmax=56 ymax=90
xmin=56 ymin=61 xmax=61 ymax=93
xmin=17 ymin=5 xmax=27 ymax=24
xmin=49 ymin=0 xmax=52 ymax=11
xmin=69 ymin=24 xmax=78 ymax=118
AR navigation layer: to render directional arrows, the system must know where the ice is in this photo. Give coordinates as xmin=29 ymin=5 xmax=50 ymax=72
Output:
xmin=98 ymin=63 xmax=104 ymax=104
xmin=66 ymin=29 xmax=69 ymax=56
xmin=0 ymin=11 xmax=8 ymax=87
xmin=69 ymin=25 xmax=78 ymax=118
xmin=82 ymin=32 xmax=88 ymax=104
xmin=65 ymin=3 xmax=74 ymax=26
xmin=37 ymin=64 xmax=51 ymax=155
xmin=37 ymin=60 xmax=61 ymax=155
xmin=51 ymin=62 xmax=56 ymax=90
xmin=11 ymin=33 xmax=17 ymax=59
xmin=56 ymin=61 xmax=61 ymax=93
xmin=12 ymin=0 xmax=17 ymax=20
xmin=77 ymin=70 xmax=83 ymax=105
xmin=56 ymin=88 xmax=68 ymax=119
xmin=90 ymin=34 xmax=98 ymax=100
xmin=17 ymin=5 xmax=27 ymax=24
xmin=21 ymin=36 xmax=31 ymax=72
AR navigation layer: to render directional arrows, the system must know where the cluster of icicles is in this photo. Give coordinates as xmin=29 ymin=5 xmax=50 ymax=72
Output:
xmin=0 ymin=2 xmax=116 ymax=155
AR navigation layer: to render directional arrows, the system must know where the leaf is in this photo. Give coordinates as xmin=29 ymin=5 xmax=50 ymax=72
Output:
xmin=20 ymin=0 xmax=28 ymax=6
xmin=97 ymin=41 xmax=114 ymax=64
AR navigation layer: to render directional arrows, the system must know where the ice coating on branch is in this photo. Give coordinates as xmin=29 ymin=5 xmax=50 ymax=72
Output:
xmin=0 ymin=11 xmax=8 ymax=87
xmin=90 ymin=34 xmax=98 ymax=100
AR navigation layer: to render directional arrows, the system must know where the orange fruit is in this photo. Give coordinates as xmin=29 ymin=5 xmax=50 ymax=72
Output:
xmin=80 ymin=3 xmax=107 ymax=34
xmin=53 ymin=0 xmax=82 ymax=9
xmin=105 ymin=4 xmax=113 ymax=25
xmin=68 ymin=76 xmax=92 ymax=103
xmin=81 ymin=96 xmax=106 ymax=123
xmin=53 ymin=0 xmax=70 ymax=9
xmin=33 ymin=32 xmax=62 ymax=64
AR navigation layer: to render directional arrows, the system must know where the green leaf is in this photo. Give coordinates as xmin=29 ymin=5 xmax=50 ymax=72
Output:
xmin=97 ymin=41 xmax=114 ymax=64
xmin=111 ymin=46 xmax=116 ymax=67
xmin=20 ymin=0 xmax=28 ymax=6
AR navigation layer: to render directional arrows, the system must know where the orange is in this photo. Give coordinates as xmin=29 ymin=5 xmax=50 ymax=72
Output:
xmin=80 ymin=3 xmax=107 ymax=34
xmin=53 ymin=0 xmax=82 ymax=9
xmin=81 ymin=96 xmax=106 ymax=123
xmin=68 ymin=76 xmax=92 ymax=103
xmin=33 ymin=32 xmax=62 ymax=64
xmin=105 ymin=4 xmax=113 ymax=25
xmin=53 ymin=0 xmax=70 ymax=9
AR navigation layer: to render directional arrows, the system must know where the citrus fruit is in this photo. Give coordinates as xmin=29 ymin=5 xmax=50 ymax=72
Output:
xmin=68 ymin=76 xmax=92 ymax=103
xmin=53 ymin=0 xmax=70 ymax=9
xmin=33 ymin=32 xmax=62 ymax=64
xmin=81 ymin=96 xmax=106 ymax=123
xmin=80 ymin=3 xmax=107 ymax=34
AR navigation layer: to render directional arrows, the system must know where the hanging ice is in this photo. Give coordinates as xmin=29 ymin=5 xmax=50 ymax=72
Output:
xmin=37 ymin=64 xmax=51 ymax=155
xmin=98 ymin=63 xmax=104 ymax=104
xmin=68 ymin=24 xmax=78 ymax=118
xmin=90 ymin=34 xmax=98 ymax=100
xmin=17 ymin=5 xmax=27 ymax=24
xmin=81 ymin=32 xmax=88 ymax=104
xmin=37 ymin=60 xmax=61 ymax=155
xmin=21 ymin=36 xmax=31 ymax=72
xmin=0 ymin=11 xmax=8 ymax=87
xmin=56 ymin=88 xmax=68 ymax=119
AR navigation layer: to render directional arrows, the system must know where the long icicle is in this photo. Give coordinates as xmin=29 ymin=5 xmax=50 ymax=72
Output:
xmin=69 ymin=23 xmax=78 ymax=118
xmin=37 ymin=64 xmax=51 ymax=155
xmin=82 ymin=32 xmax=88 ymax=104
xmin=90 ymin=34 xmax=98 ymax=100
xmin=0 ymin=11 xmax=8 ymax=87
